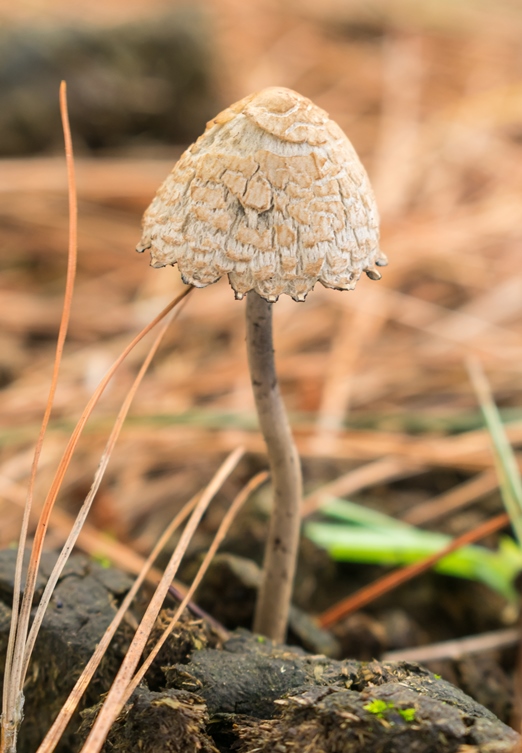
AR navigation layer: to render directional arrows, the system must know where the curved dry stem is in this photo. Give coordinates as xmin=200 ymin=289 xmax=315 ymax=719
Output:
xmin=22 ymin=300 xmax=185 ymax=685
xmin=35 ymin=490 xmax=200 ymax=753
xmin=5 ymin=287 xmax=192 ymax=743
xmin=124 ymin=470 xmax=269 ymax=700
xmin=2 ymin=81 xmax=77 ymax=753
xmin=246 ymin=291 xmax=303 ymax=643
xmin=36 ymin=458 xmax=260 ymax=753
xmin=79 ymin=446 xmax=244 ymax=753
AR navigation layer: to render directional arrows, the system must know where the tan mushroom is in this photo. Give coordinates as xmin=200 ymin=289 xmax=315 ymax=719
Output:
xmin=137 ymin=87 xmax=386 ymax=643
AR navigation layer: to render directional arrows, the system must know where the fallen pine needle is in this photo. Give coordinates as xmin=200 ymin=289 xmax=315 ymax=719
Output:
xmin=402 ymin=469 xmax=499 ymax=526
xmin=22 ymin=297 xmax=185 ymax=685
xmin=36 ymin=471 xmax=267 ymax=753
xmin=2 ymin=82 xmax=78 ymax=753
xmin=123 ymin=469 xmax=269 ymax=701
xmin=318 ymin=512 xmax=510 ymax=628
xmin=382 ymin=626 xmax=519 ymax=663
xmin=302 ymin=456 xmax=426 ymax=518
xmin=79 ymin=446 xmax=244 ymax=753
xmin=36 ymin=488 xmax=199 ymax=753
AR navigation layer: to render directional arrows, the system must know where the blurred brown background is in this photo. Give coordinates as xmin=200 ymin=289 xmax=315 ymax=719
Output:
xmin=1 ymin=0 xmax=522 ymax=564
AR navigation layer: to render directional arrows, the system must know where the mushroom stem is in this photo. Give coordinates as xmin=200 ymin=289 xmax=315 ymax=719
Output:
xmin=246 ymin=291 xmax=302 ymax=643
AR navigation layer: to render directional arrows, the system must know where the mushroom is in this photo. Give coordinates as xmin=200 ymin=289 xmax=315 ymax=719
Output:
xmin=137 ymin=87 xmax=386 ymax=643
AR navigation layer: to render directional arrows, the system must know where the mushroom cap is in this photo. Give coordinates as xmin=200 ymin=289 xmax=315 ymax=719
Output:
xmin=138 ymin=87 xmax=386 ymax=302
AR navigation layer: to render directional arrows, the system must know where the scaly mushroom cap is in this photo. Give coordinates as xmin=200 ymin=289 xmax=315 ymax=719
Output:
xmin=138 ymin=87 xmax=386 ymax=302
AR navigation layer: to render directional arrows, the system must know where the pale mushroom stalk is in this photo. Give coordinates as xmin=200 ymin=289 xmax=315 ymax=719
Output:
xmin=246 ymin=291 xmax=302 ymax=642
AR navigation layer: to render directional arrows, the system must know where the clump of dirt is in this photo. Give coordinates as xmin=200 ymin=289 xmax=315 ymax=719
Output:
xmin=235 ymin=684 xmax=515 ymax=753
xmin=0 ymin=551 xmax=518 ymax=753
xmin=0 ymin=11 xmax=218 ymax=156
xmin=0 ymin=550 xmax=219 ymax=753
xmin=78 ymin=687 xmax=219 ymax=753
xmin=0 ymin=550 xmax=135 ymax=753
xmin=160 ymin=630 xmax=517 ymax=752
xmin=143 ymin=606 xmax=223 ymax=691
xmin=77 ymin=629 xmax=518 ymax=753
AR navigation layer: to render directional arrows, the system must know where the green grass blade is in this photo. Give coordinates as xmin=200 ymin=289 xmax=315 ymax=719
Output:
xmin=467 ymin=359 xmax=522 ymax=546
xmin=304 ymin=521 xmax=519 ymax=601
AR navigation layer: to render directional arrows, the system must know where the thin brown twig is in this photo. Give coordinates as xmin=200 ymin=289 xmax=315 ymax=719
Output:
xmin=79 ymin=446 xmax=244 ymax=753
xmin=312 ymin=295 xmax=389 ymax=455
xmin=302 ymin=456 xmax=426 ymax=518
xmin=0 ymin=477 xmax=167 ymax=587
xmin=123 ymin=470 xmax=269 ymax=701
xmin=30 ymin=460 xmax=263 ymax=753
xmin=6 ymin=285 xmax=192 ymax=742
xmin=35 ymin=488 xmax=201 ymax=753
xmin=35 ymin=461 xmax=264 ymax=753
xmin=1 ymin=79 xmax=193 ymax=753
xmin=382 ymin=627 xmax=520 ymax=663
xmin=402 ymin=469 xmax=499 ymax=526
xmin=21 ymin=296 xmax=186 ymax=686
xmin=318 ymin=512 xmax=510 ymax=628
xmin=1 ymin=82 xmax=78 ymax=753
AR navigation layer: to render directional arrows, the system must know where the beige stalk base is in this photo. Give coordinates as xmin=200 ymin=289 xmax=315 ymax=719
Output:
xmin=246 ymin=291 xmax=302 ymax=643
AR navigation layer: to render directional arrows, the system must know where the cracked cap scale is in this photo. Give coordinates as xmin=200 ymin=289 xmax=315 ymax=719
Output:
xmin=137 ymin=87 xmax=387 ymax=302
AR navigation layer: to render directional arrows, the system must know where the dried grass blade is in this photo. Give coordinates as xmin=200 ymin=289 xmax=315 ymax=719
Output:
xmin=467 ymin=358 xmax=522 ymax=545
xmin=382 ymin=627 xmax=520 ymax=663
xmin=79 ymin=446 xmax=244 ymax=753
xmin=124 ymin=470 xmax=269 ymax=700
xmin=402 ymin=469 xmax=499 ymax=526
xmin=21 ymin=299 xmax=184 ymax=685
xmin=9 ymin=288 xmax=192 ymax=680
xmin=7 ymin=285 xmax=192 ymax=728
xmin=302 ymin=456 xmax=424 ymax=518
xmin=35 ymin=489 xmax=201 ymax=753
xmin=1 ymin=82 xmax=77 ymax=753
